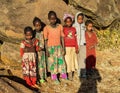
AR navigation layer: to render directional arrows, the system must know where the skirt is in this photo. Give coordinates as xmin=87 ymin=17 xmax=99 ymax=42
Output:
xmin=22 ymin=52 xmax=37 ymax=86
xmin=47 ymin=45 xmax=66 ymax=74
xmin=37 ymin=51 xmax=46 ymax=79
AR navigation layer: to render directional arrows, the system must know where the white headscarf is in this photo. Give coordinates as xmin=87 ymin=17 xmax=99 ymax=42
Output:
xmin=73 ymin=12 xmax=86 ymax=46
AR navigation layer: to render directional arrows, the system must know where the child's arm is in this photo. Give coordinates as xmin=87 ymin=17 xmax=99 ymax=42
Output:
xmin=89 ymin=32 xmax=98 ymax=49
xmin=94 ymin=32 xmax=98 ymax=45
xmin=75 ymin=43 xmax=79 ymax=54
xmin=35 ymin=39 xmax=40 ymax=51
xmin=93 ymin=32 xmax=98 ymax=47
xmin=75 ymin=29 xmax=79 ymax=54
xmin=39 ymin=32 xmax=45 ymax=51
xmin=61 ymin=36 xmax=66 ymax=55
xmin=20 ymin=42 xmax=24 ymax=57
xmin=44 ymin=38 xmax=48 ymax=50
xmin=60 ymin=26 xmax=65 ymax=55
xmin=43 ymin=27 xmax=49 ymax=56
xmin=45 ymin=39 xmax=49 ymax=56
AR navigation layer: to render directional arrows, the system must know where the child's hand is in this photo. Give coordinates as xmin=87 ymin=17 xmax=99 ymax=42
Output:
xmin=38 ymin=47 xmax=42 ymax=52
xmin=39 ymin=47 xmax=45 ymax=51
xmin=41 ymin=48 xmax=45 ymax=51
xmin=46 ymin=50 xmax=50 ymax=57
xmin=62 ymin=48 xmax=66 ymax=56
xmin=75 ymin=49 xmax=79 ymax=54
xmin=89 ymin=45 xmax=95 ymax=50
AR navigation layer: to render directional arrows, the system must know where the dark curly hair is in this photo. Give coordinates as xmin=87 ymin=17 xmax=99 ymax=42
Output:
xmin=24 ymin=26 xmax=33 ymax=34
xmin=33 ymin=17 xmax=41 ymax=26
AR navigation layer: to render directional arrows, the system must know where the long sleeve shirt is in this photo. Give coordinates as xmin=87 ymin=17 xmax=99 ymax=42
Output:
xmin=63 ymin=27 xmax=78 ymax=50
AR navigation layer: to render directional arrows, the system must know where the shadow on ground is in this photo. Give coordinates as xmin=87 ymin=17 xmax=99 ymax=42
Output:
xmin=78 ymin=69 xmax=102 ymax=93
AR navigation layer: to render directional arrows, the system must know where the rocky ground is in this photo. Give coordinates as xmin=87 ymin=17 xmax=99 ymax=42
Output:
xmin=0 ymin=48 xmax=120 ymax=93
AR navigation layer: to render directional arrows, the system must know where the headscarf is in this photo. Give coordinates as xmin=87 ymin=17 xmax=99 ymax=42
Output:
xmin=73 ymin=12 xmax=86 ymax=46
xmin=63 ymin=13 xmax=74 ymax=21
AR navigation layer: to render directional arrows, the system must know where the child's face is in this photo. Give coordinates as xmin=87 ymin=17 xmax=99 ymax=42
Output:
xmin=25 ymin=31 xmax=32 ymax=40
xmin=65 ymin=18 xmax=72 ymax=27
xmin=86 ymin=23 xmax=93 ymax=31
xmin=77 ymin=16 xmax=83 ymax=24
xmin=34 ymin=22 xmax=41 ymax=31
xmin=49 ymin=15 xmax=57 ymax=25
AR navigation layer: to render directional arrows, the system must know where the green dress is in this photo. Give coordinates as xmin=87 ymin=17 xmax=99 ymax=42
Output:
xmin=36 ymin=31 xmax=46 ymax=79
xmin=48 ymin=45 xmax=66 ymax=74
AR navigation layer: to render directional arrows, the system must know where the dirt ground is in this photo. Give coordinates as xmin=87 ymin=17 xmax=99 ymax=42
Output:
xmin=0 ymin=48 xmax=120 ymax=93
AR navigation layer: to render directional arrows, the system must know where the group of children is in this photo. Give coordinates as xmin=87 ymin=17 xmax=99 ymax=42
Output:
xmin=20 ymin=11 xmax=98 ymax=88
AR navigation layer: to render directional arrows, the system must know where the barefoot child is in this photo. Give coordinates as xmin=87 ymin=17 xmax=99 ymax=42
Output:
xmin=85 ymin=20 xmax=98 ymax=76
xmin=63 ymin=14 xmax=79 ymax=80
xmin=20 ymin=26 xmax=39 ymax=88
xmin=33 ymin=17 xmax=46 ymax=83
xmin=73 ymin=12 xmax=86 ymax=78
xmin=43 ymin=11 xmax=67 ymax=83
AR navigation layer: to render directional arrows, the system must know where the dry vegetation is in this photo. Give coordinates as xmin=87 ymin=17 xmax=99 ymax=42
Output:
xmin=96 ymin=29 xmax=120 ymax=50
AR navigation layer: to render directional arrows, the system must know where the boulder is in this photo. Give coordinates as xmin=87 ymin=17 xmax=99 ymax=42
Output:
xmin=0 ymin=76 xmax=38 ymax=93
xmin=0 ymin=0 xmax=72 ymax=64
xmin=68 ymin=0 xmax=120 ymax=29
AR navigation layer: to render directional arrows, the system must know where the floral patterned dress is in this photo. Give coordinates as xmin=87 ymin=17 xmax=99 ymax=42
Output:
xmin=35 ymin=31 xmax=46 ymax=79
xmin=20 ymin=38 xmax=39 ymax=86
xmin=43 ymin=24 xmax=67 ymax=79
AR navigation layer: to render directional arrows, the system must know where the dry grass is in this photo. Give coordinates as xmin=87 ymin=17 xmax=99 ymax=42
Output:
xmin=96 ymin=29 xmax=120 ymax=50
xmin=96 ymin=48 xmax=120 ymax=93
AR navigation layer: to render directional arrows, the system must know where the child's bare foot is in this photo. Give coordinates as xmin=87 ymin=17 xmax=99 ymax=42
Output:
xmin=32 ymin=84 xmax=40 ymax=89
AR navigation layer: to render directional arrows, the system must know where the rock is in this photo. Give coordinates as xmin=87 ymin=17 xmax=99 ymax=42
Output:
xmin=0 ymin=68 xmax=9 ymax=76
xmin=1 ymin=42 xmax=21 ymax=64
xmin=109 ymin=61 xmax=120 ymax=66
xmin=0 ymin=66 xmax=40 ymax=93
xmin=68 ymin=0 xmax=120 ymax=30
xmin=0 ymin=77 xmax=36 ymax=93
xmin=0 ymin=0 xmax=72 ymax=64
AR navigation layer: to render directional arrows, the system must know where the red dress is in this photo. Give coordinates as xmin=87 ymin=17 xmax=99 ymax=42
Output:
xmin=20 ymin=38 xmax=39 ymax=87
xmin=85 ymin=31 xmax=98 ymax=70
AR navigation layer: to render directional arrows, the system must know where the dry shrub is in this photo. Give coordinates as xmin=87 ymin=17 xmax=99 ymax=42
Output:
xmin=96 ymin=29 xmax=120 ymax=50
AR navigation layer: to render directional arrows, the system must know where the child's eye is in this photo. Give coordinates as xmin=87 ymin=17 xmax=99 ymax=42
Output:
xmin=35 ymin=25 xmax=41 ymax=27
xmin=26 ymin=35 xmax=32 ymax=36
xmin=50 ymin=18 xmax=56 ymax=20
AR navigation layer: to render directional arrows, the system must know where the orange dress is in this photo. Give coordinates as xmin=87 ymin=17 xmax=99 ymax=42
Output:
xmin=43 ymin=24 xmax=67 ymax=80
xmin=43 ymin=24 xmax=64 ymax=47
xmin=85 ymin=31 xmax=98 ymax=70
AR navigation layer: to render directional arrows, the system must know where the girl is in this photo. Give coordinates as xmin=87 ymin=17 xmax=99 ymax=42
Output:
xmin=63 ymin=14 xmax=79 ymax=80
xmin=33 ymin=17 xmax=46 ymax=83
xmin=85 ymin=20 xmax=98 ymax=75
xmin=20 ymin=26 xmax=39 ymax=88
xmin=73 ymin=12 xmax=86 ymax=78
xmin=43 ymin=11 xmax=67 ymax=84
